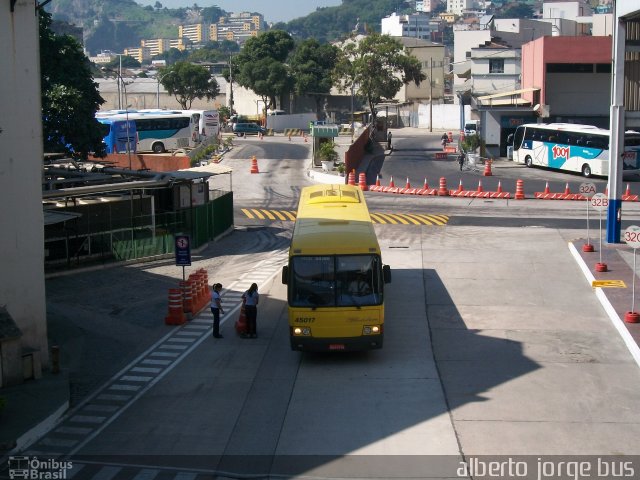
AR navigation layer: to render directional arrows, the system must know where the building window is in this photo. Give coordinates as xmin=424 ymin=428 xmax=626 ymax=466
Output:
xmin=489 ymin=59 xmax=504 ymax=73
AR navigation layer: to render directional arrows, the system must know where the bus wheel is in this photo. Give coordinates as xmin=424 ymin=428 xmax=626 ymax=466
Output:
xmin=582 ymin=164 xmax=592 ymax=178
xmin=152 ymin=142 xmax=165 ymax=153
xmin=525 ymin=156 xmax=533 ymax=167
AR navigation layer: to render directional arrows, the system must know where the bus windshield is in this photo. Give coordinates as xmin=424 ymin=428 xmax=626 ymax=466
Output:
xmin=290 ymin=254 xmax=383 ymax=308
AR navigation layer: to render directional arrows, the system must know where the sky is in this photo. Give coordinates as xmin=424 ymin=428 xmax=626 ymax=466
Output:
xmin=136 ymin=0 xmax=343 ymax=24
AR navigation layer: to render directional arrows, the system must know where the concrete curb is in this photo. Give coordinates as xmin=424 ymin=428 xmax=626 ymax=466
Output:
xmin=5 ymin=400 xmax=69 ymax=456
xmin=568 ymin=241 xmax=640 ymax=369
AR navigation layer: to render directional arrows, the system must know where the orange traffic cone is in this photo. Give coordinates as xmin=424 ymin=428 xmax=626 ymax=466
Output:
xmin=457 ymin=179 xmax=463 ymax=193
xmin=483 ymin=159 xmax=492 ymax=176
xmin=388 ymin=176 xmax=395 ymax=188
xmin=477 ymin=180 xmax=483 ymax=193
xmin=626 ymin=184 xmax=631 ymax=197
xmin=405 ymin=177 xmax=411 ymax=189
xmin=423 ymin=178 xmax=429 ymax=189
xmin=564 ymin=183 xmax=571 ymax=195
xmin=250 ymin=156 xmax=259 ymax=174
xmin=438 ymin=177 xmax=449 ymax=196
xmin=348 ymin=170 xmax=356 ymax=185
xmin=358 ymin=173 xmax=368 ymax=191
xmin=544 ymin=182 xmax=550 ymax=194
xmin=496 ymin=181 xmax=503 ymax=193
xmin=375 ymin=174 xmax=381 ymax=187
xmin=515 ymin=179 xmax=525 ymax=199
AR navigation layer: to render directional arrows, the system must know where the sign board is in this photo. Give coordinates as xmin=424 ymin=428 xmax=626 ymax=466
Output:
xmin=174 ymin=235 xmax=191 ymax=266
xmin=590 ymin=193 xmax=608 ymax=212
xmin=579 ymin=182 xmax=597 ymax=199
xmin=624 ymin=225 xmax=640 ymax=249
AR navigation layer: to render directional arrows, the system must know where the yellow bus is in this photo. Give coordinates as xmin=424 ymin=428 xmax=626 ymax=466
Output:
xmin=282 ymin=184 xmax=391 ymax=351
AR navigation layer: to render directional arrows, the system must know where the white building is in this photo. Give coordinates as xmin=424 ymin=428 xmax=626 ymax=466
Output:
xmin=542 ymin=1 xmax=593 ymax=35
xmin=416 ymin=0 xmax=439 ymax=13
xmin=381 ymin=12 xmax=434 ymax=40
xmin=447 ymin=0 xmax=475 ymax=15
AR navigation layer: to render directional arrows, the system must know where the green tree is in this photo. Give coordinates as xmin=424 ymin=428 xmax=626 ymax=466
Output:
xmin=106 ymin=55 xmax=140 ymax=70
xmin=159 ymin=61 xmax=220 ymax=109
xmin=232 ymin=30 xmax=295 ymax=111
xmin=289 ymin=39 xmax=339 ymax=119
xmin=334 ymin=33 xmax=425 ymax=124
xmin=40 ymin=11 xmax=106 ymax=158
xmin=495 ymin=3 xmax=535 ymax=19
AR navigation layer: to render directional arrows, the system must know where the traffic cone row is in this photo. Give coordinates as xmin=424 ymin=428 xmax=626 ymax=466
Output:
xmin=367 ymin=177 xmax=639 ymax=202
xmin=165 ymin=268 xmax=210 ymax=326
xmin=531 ymin=182 xmax=638 ymax=201
xmin=448 ymin=179 xmax=510 ymax=198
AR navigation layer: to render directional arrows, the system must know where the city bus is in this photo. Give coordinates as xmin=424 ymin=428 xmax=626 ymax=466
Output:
xmin=281 ymin=184 xmax=392 ymax=352
xmin=96 ymin=117 xmax=137 ymax=154
xmin=185 ymin=109 xmax=220 ymax=140
xmin=509 ymin=122 xmax=640 ymax=177
xmin=97 ymin=109 xmax=219 ymax=152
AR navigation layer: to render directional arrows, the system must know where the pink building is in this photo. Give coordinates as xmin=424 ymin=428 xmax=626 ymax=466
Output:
xmin=521 ymin=36 xmax=612 ymax=124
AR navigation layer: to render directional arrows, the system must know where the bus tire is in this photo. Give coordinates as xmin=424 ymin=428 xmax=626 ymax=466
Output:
xmin=582 ymin=164 xmax=592 ymax=178
xmin=152 ymin=142 xmax=165 ymax=153
xmin=525 ymin=156 xmax=533 ymax=167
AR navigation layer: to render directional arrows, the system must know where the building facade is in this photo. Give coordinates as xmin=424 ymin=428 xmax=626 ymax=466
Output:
xmin=382 ymin=12 xmax=434 ymax=40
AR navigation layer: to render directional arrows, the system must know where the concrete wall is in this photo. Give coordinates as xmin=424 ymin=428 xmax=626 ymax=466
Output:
xmin=418 ymin=103 xmax=470 ymax=130
xmin=0 ymin=1 xmax=49 ymax=380
xmin=101 ymin=153 xmax=191 ymax=171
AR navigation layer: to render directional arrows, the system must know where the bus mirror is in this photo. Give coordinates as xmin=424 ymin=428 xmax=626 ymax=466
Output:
xmin=383 ymin=265 xmax=391 ymax=284
xmin=282 ymin=266 xmax=289 ymax=285
xmin=507 ymin=133 xmax=514 ymax=145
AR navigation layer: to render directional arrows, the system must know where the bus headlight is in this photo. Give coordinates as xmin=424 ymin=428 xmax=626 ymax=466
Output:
xmin=293 ymin=327 xmax=311 ymax=336
xmin=363 ymin=325 xmax=381 ymax=335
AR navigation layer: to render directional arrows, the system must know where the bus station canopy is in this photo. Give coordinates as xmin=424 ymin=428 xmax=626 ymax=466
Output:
xmin=311 ymin=125 xmax=339 ymax=138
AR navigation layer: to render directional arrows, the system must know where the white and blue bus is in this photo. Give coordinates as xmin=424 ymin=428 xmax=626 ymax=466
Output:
xmin=510 ymin=123 xmax=640 ymax=177
xmin=96 ymin=109 xmax=219 ymax=153
xmin=97 ymin=117 xmax=137 ymax=154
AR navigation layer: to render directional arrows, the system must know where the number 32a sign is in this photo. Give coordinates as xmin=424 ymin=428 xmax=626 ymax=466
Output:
xmin=625 ymin=225 xmax=640 ymax=249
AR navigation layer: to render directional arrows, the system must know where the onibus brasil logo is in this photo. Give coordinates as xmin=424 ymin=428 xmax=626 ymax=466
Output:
xmin=8 ymin=456 xmax=73 ymax=480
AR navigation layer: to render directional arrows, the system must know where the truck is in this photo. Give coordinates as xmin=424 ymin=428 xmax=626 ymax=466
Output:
xmin=464 ymin=120 xmax=480 ymax=136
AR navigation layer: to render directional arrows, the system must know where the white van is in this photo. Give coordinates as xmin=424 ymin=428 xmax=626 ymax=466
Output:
xmin=464 ymin=120 xmax=480 ymax=136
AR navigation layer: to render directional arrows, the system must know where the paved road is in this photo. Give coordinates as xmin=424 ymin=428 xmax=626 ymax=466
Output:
xmin=9 ymin=132 xmax=640 ymax=480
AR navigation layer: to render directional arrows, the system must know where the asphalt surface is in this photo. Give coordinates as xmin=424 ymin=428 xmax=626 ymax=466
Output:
xmin=2 ymin=128 xmax=640 ymax=478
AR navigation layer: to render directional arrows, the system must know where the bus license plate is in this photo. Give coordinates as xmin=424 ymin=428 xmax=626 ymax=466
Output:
xmin=329 ymin=344 xmax=345 ymax=351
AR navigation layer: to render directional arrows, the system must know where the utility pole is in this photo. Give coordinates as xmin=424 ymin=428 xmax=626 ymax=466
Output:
xmin=429 ymin=58 xmax=433 ymax=133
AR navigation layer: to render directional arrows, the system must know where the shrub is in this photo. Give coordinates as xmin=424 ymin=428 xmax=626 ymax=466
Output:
xmin=318 ymin=141 xmax=338 ymax=162
xmin=461 ymin=134 xmax=484 ymax=153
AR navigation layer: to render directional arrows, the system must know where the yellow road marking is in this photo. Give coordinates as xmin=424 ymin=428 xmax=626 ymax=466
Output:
xmin=591 ymin=280 xmax=626 ymax=288
xmin=240 ymin=210 xmax=450 ymax=226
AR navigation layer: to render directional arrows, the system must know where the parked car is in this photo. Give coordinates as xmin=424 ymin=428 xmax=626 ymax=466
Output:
xmin=233 ymin=123 xmax=266 ymax=136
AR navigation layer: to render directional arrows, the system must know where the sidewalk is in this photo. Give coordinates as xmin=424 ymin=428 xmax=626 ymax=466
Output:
xmin=570 ymin=238 xmax=640 ymax=367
